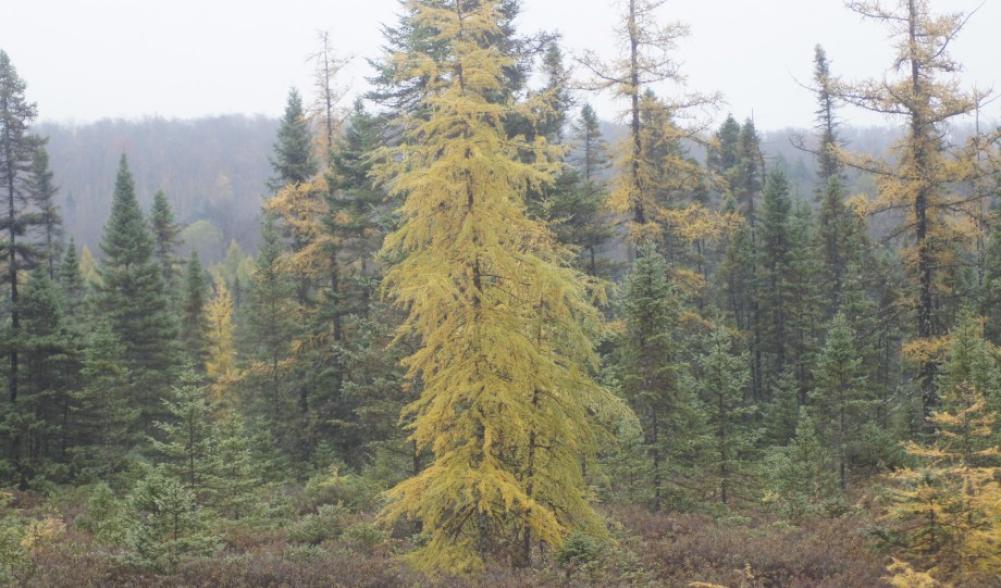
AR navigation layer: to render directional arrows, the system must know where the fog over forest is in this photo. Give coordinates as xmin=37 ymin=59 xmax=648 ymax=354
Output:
xmin=40 ymin=115 xmax=910 ymax=262
xmin=2 ymin=1 xmax=1001 ymax=586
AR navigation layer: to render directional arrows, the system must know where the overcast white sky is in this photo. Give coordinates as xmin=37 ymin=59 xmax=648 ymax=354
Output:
xmin=2 ymin=0 xmax=999 ymax=130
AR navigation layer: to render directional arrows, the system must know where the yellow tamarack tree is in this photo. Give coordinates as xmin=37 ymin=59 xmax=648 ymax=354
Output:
xmin=375 ymin=0 xmax=616 ymax=574
xmin=205 ymin=276 xmax=238 ymax=406
xmin=265 ymin=178 xmax=329 ymax=280
xmin=578 ymin=0 xmax=720 ymax=246
xmin=266 ymin=175 xmax=360 ymax=345
xmin=836 ymin=0 xmax=996 ymax=421
xmin=887 ymin=382 xmax=1001 ymax=583
xmin=883 ymin=559 xmax=944 ymax=588
xmin=265 ymin=177 xmax=346 ymax=371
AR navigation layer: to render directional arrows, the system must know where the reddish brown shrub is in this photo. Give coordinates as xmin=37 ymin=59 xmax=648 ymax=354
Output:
xmin=614 ymin=507 xmax=886 ymax=587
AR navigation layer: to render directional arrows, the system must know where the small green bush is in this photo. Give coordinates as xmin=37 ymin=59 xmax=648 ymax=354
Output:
xmin=343 ymin=522 xmax=385 ymax=554
xmin=287 ymin=504 xmax=350 ymax=545
xmin=556 ymin=532 xmax=606 ymax=579
xmin=122 ymin=469 xmax=219 ymax=572
xmin=75 ymin=483 xmax=128 ymax=545
xmin=282 ymin=543 xmax=327 ymax=562
xmin=0 ymin=491 xmax=66 ymax=585
xmin=302 ymin=465 xmax=382 ymax=513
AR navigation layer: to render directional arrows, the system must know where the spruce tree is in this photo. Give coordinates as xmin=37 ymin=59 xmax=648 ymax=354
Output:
xmin=765 ymin=410 xmax=838 ymax=518
xmin=524 ymin=41 xmax=574 ymax=231
xmin=28 ymin=145 xmax=61 ymax=279
xmin=811 ymin=45 xmax=841 ymax=186
xmin=324 ymin=102 xmax=409 ymax=470
xmin=938 ymin=313 xmax=1000 ymax=420
xmin=328 ymin=99 xmax=386 ymax=319
xmin=5 ymin=269 xmax=80 ymax=482
xmin=707 ymin=115 xmax=742 ymax=194
xmin=124 ymin=466 xmax=218 ymax=572
xmin=527 ymin=53 xmax=616 ymax=280
xmin=758 ymin=170 xmax=794 ymax=392
xmin=70 ymin=318 xmax=135 ymax=477
xmin=210 ymin=411 xmax=258 ymax=518
xmin=0 ymin=50 xmax=41 ymax=403
xmin=98 ymin=155 xmax=178 ymax=437
xmin=981 ymin=221 xmax=1001 ymax=345
xmin=268 ymin=88 xmax=316 ymax=190
xmin=805 ymin=43 xmax=853 ymax=332
xmin=566 ymin=104 xmax=613 ymax=277
xmin=810 ymin=313 xmax=869 ymax=489
xmin=732 ymin=119 xmax=766 ymax=401
xmin=574 ymin=105 xmax=608 ymax=182
xmin=764 ymin=367 xmax=801 ymax=446
xmin=242 ymin=215 xmax=298 ymax=464
xmin=59 ymin=238 xmax=85 ymax=315
xmin=786 ymin=201 xmax=823 ymax=397
xmin=537 ymin=40 xmax=572 ymax=142
xmin=151 ymin=375 xmax=216 ymax=501
xmin=331 ymin=302 xmax=408 ymax=470
xmin=869 ymin=251 xmax=908 ymax=429
xmin=735 ymin=120 xmax=764 ymax=224
xmin=265 ymin=173 xmax=341 ymax=469
xmin=717 ymin=221 xmax=755 ymax=333
xmin=814 ymin=177 xmax=861 ymax=315
xmin=149 ymin=191 xmax=180 ymax=292
xmin=180 ymin=252 xmax=209 ymax=370
xmin=698 ymin=322 xmax=755 ymax=505
xmin=264 ymin=77 xmax=365 ymax=470
xmin=620 ymin=246 xmax=702 ymax=511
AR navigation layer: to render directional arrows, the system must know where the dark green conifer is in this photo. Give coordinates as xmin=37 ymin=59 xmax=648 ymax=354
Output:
xmin=810 ymin=313 xmax=869 ymax=489
xmin=0 ymin=50 xmax=41 ymax=403
xmin=5 ymin=269 xmax=81 ymax=482
xmin=698 ymin=322 xmax=756 ymax=505
xmin=758 ymin=170 xmax=794 ymax=391
xmin=180 ymin=252 xmax=209 ymax=370
xmin=70 ymin=318 xmax=135 ymax=477
xmin=812 ymin=45 xmax=842 ymax=185
xmin=98 ymin=155 xmax=178 ymax=437
xmin=268 ymin=88 xmax=316 ymax=190
xmin=620 ymin=247 xmax=703 ymax=510
xmin=982 ymin=221 xmax=1001 ymax=345
xmin=242 ymin=215 xmax=298 ymax=465
xmin=59 ymin=237 xmax=85 ymax=313
xmin=28 ymin=145 xmax=61 ymax=279
xmin=707 ymin=115 xmax=741 ymax=191
xmin=149 ymin=191 xmax=180 ymax=291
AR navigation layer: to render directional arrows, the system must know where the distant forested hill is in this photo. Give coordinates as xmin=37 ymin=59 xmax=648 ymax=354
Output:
xmin=38 ymin=114 xmax=908 ymax=263
xmin=760 ymin=125 xmax=903 ymax=197
xmin=39 ymin=115 xmax=277 ymax=263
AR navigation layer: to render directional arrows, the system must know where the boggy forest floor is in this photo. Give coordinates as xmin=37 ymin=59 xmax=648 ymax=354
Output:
xmin=3 ymin=488 xmax=910 ymax=588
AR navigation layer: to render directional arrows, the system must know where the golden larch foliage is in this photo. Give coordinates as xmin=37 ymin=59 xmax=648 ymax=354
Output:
xmin=374 ymin=0 xmax=620 ymax=574
xmin=205 ymin=276 xmax=238 ymax=406
xmin=578 ymin=0 xmax=720 ymax=246
xmin=883 ymin=559 xmax=947 ymax=588
xmin=887 ymin=385 xmax=1001 ymax=583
